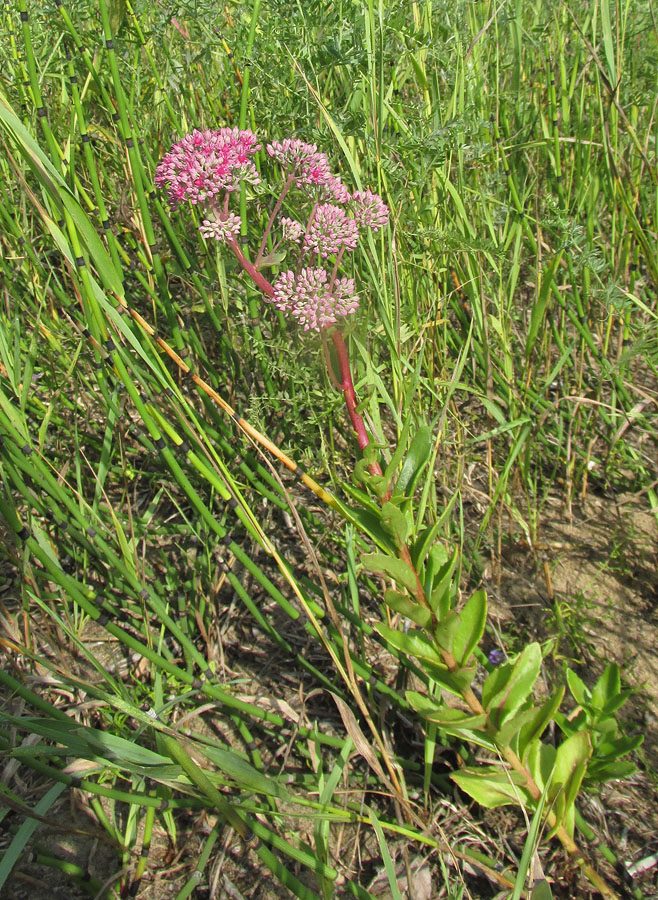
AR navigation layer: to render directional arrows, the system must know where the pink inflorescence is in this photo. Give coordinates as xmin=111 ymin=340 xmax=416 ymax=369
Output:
xmin=269 ymin=267 xmax=359 ymax=332
xmin=155 ymin=128 xmax=261 ymax=207
xmin=304 ymin=203 xmax=359 ymax=258
xmin=351 ymin=190 xmax=389 ymax=231
xmin=199 ymin=212 xmax=241 ymax=243
xmin=280 ymin=217 xmax=304 ymax=243
xmin=266 ymin=139 xmax=333 ymax=188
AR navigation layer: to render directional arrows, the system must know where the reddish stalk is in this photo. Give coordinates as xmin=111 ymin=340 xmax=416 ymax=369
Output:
xmin=229 ymin=238 xmax=384 ymax=481
xmin=330 ymin=329 xmax=383 ymax=479
xmin=227 ymin=238 xmax=275 ymax=297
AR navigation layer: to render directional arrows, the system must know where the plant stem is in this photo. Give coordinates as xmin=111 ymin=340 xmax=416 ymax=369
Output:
xmin=330 ymin=329 xmax=383 ymax=478
xmin=227 ymin=238 xmax=275 ymax=297
xmin=228 ymin=240 xmax=384 ymax=480
xmin=254 ymin=172 xmax=296 ymax=266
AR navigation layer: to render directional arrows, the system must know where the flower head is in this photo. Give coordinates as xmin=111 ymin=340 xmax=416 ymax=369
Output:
xmin=351 ymin=190 xmax=389 ymax=231
xmin=304 ymin=204 xmax=359 ymax=258
xmin=266 ymin=139 xmax=332 ymax=188
xmin=199 ymin=212 xmax=241 ymax=243
xmin=156 ymin=128 xmax=261 ymax=207
xmin=280 ymin=217 xmax=304 ymax=243
xmin=324 ymin=175 xmax=350 ymax=204
xmin=269 ymin=267 xmax=359 ymax=331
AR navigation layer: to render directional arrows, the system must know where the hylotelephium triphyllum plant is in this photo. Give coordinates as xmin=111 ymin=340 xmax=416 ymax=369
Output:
xmin=156 ymin=128 xmax=388 ymax=478
xmin=157 ymin=128 xmax=641 ymax=900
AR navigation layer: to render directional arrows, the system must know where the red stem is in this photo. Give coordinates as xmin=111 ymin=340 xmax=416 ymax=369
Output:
xmin=227 ymin=238 xmax=275 ymax=297
xmin=228 ymin=236 xmax=384 ymax=483
xmin=330 ymin=329 xmax=383 ymax=478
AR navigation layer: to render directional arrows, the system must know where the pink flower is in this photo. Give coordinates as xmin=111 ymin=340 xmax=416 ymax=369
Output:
xmin=199 ymin=212 xmax=241 ymax=243
xmin=156 ymin=128 xmax=261 ymax=207
xmin=324 ymin=175 xmax=350 ymax=204
xmin=351 ymin=190 xmax=389 ymax=231
xmin=269 ymin=267 xmax=359 ymax=331
xmin=280 ymin=217 xmax=304 ymax=243
xmin=266 ymin=139 xmax=332 ymax=188
xmin=304 ymin=204 xmax=359 ymax=258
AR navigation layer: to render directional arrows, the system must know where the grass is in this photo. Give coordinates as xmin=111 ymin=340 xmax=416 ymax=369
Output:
xmin=0 ymin=0 xmax=657 ymax=897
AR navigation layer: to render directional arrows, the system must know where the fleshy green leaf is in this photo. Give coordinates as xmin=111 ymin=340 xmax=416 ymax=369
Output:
xmin=432 ymin=610 xmax=462 ymax=654
xmin=383 ymin=590 xmax=432 ymax=628
xmin=411 ymin=521 xmax=445 ymax=570
xmin=548 ymin=732 xmax=592 ymax=836
xmin=591 ymin=664 xmax=620 ymax=712
xmin=517 ymin=686 xmax=565 ymax=761
xmin=362 ymin=552 xmax=419 ymax=595
xmin=394 ymin=425 xmax=433 ymax=498
xmin=423 ymin=660 xmax=478 ymax=695
xmin=452 ymin=589 xmax=487 ymax=666
xmin=452 ymin=766 xmax=529 ymax=809
xmin=406 ymin=696 xmax=495 ymax=750
xmin=427 ymin=546 xmax=459 ymax=616
xmin=566 ymin=669 xmax=590 ymax=707
xmin=482 ymin=643 xmax=542 ymax=727
xmin=380 ymin=501 xmax=409 ymax=545
xmin=375 ymin=622 xmax=443 ymax=665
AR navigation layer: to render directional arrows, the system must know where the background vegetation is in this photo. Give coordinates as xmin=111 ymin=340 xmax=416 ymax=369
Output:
xmin=0 ymin=0 xmax=656 ymax=897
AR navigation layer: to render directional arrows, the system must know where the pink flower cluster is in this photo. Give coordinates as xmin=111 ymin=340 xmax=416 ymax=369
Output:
xmin=267 ymin=138 xmax=350 ymax=202
xmin=280 ymin=217 xmax=304 ymax=243
xmin=269 ymin=267 xmax=359 ymax=331
xmin=155 ymin=128 xmax=261 ymax=206
xmin=199 ymin=212 xmax=241 ymax=243
xmin=304 ymin=204 xmax=359 ymax=257
xmin=351 ymin=190 xmax=390 ymax=230
xmin=157 ymin=128 xmax=390 ymax=332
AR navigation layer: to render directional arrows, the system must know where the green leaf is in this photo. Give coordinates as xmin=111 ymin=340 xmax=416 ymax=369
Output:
xmin=383 ymin=417 xmax=414 ymax=491
xmin=383 ymin=590 xmax=432 ymax=628
xmin=517 ymin=686 xmax=565 ymax=761
xmin=482 ymin=643 xmax=542 ymax=727
xmin=452 ymin=589 xmax=487 ymax=666
xmin=548 ymin=732 xmax=592 ymax=836
xmin=525 ymin=252 xmax=562 ymax=360
xmin=590 ymin=733 xmax=643 ymax=767
xmin=422 ymin=660 xmax=478 ymax=695
xmin=432 ymin=610 xmax=462 ymax=654
xmin=334 ymin=495 xmax=395 ymax=552
xmin=406 ymin=696 xmax=495 ymax=749
xmin=394 ymin=425 xmax=433 ymax=498
xmin=375 ymin=622 xmax=443 ymax=665
xmin=566 ymin=669 xmax=590 ymax=707
xmin=202 ymin=745 xmax=290 ymax=800
xmin=428 ymin=546 xmax=459 ymax=616
xmin=524 ymin=740 xmax=557 ymax=798
xmin=380 ymin=501 xmax=409 ymax=545
xmin=591 ymin=664 xmax=620 ymax=711
xmin=585 ymin=759 xmax=637 ymax=783
xmin=411 ymin=521 xmax=445 ymax=569
xmin=362 ymin=552 xmax=419 ymax=595
xmin=452 ymin=766 xmax=528 ymax=809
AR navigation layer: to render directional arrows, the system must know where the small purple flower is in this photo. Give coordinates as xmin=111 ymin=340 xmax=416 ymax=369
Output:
xmin=304 ymin=204 xmax=359 ymax=258
xmin=280 ymin=217 xmax=304 ymax=243
xmin=488 ymin=649 xmax=507 ymax=667
xmin=199 ymin=212 xmax=241 ymax=243
xmin=269 ymin=267 xmax=359 ymax=331
xmin=156 ymin=128 xmax=261 ymax=207
xmin=351 ymin=189 xmax=389 ymax=231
